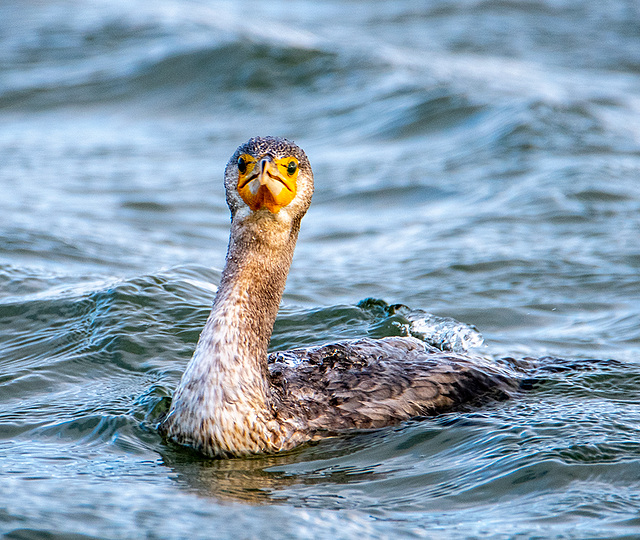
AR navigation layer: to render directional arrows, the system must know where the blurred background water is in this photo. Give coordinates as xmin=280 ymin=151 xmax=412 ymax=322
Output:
xmin=1 ymin=0 xmax=640 ymax=538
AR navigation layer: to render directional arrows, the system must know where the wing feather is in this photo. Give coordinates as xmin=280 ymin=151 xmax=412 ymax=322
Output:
xmin=268 ymin=336 xmax=519 ymax=433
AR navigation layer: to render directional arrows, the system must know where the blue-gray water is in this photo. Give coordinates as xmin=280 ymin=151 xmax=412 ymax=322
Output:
xmin=2 ymin=1 xmax=640 ymax=538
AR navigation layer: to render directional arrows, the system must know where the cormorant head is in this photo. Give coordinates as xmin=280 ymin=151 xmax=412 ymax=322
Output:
xmin=224 ymin=136 xmax=314 ymax=221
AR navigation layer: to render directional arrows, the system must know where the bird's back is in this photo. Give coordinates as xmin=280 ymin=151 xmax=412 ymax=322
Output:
xmin=267 ymin=336 xmax=520 ymax=434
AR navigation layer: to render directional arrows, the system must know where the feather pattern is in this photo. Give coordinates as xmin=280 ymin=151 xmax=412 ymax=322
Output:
xmin=268 ymin=336 xmax=518 ymax=434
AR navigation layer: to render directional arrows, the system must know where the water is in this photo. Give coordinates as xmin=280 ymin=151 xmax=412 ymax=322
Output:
xmin=2 ymin=0 xmax=640 ymax=537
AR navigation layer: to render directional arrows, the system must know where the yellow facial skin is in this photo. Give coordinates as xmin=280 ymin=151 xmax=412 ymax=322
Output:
xmin=236 ymin=154 xmax=299 ymax=214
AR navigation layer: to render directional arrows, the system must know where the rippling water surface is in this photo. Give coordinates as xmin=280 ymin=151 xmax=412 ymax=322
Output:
xmin=2 ymin=1 xmax=640 ymax=538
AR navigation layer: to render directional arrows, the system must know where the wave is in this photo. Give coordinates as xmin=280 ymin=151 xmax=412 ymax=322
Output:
xmin=0 ymin=0 xmax=365 ymax=113
xmin=2 ymin=0 xmax=636 ymax=167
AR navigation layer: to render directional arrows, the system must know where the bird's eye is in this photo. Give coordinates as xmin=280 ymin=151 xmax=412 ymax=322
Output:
xmin=287 ymin=161 xmax=298 ymax=175
xmin=237 ymin=156 xmax=247 ymax=174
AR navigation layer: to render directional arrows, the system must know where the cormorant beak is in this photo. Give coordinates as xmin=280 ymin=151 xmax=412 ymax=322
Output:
xmin=237 ymin=154 xmax=298 ymax=214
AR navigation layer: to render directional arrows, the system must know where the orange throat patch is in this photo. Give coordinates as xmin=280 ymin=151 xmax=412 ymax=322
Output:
xmin=237 ymin=154 xmax=298 ymax=214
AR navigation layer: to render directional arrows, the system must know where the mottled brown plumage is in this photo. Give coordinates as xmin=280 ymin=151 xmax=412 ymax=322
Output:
xmin=159 ymin=136 xmax=520 ymax=458
xmin=268 ymin=337 xmax=517 ymax=433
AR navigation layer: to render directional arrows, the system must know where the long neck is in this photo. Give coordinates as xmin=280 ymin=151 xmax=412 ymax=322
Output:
xmin=162 ymin=212 xmax=300 ymax=455
xmin=207 ymin=214 xmax=298 ymax=375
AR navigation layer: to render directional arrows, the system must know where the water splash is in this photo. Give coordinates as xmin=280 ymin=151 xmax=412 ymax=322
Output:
xmin=405 ymin=310 xmax=484 ymax=352
xmin=357 ymin=298 xmax=484 ymax=353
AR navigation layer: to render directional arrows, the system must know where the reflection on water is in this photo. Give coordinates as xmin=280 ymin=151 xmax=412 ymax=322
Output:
xmin=160 ymin=432 xmax=391 ymax=505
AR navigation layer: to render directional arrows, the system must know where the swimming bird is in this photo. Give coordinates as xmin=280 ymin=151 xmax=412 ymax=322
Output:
xmin=159 ymin=136 xmax=518 ymax=458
